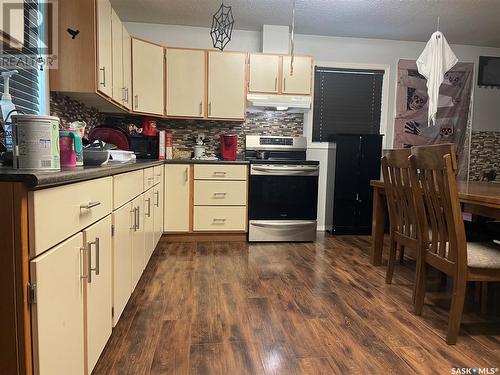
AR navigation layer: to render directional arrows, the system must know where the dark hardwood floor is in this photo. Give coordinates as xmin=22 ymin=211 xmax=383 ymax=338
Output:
xmin=93 ymin=234 xmax=500 ymax=375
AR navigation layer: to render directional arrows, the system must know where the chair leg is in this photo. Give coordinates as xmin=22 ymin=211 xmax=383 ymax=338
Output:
xmin=446 ymin=276 xmax=467 ymax=345
xmin=413 ymin=256 xmax=426 ymax=315
xmin=399 ymin=245 xmax=405 ymax=264
xmin=385 ymin=238 xmax=397 ymax=284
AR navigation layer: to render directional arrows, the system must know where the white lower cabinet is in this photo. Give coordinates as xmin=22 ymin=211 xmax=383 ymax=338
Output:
xmin=131 ymin=194 xmax=145 ymax=290
xmin=30 ymin=214 xmax=112 ymax=375
xmin=144 ymin=188 xmax=155 ymax=263
xmin=112 ymin=202 xmax=133 ymax=326
xmin=30 ymin=233 xmax=85 ymax=375
xmin=83 ymin=215 xmax=113 ymax=374
xmin=153 ymin=181 xmax=164 ymax=245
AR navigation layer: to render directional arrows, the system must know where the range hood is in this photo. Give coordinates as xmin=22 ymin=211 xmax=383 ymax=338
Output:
xmin=247 ymin=94 xmax=312 ymax=112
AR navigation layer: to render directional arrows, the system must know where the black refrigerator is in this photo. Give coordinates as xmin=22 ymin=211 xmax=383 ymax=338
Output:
xmin=326 ymin=134 xmax=383 ymax=235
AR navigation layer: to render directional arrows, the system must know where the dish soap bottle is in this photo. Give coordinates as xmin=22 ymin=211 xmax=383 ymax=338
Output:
xmin=1 ymin=70 xmax=19 ymax=152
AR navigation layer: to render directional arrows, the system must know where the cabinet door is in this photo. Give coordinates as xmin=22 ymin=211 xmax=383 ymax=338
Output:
xmin=164 ymin=164 xmax=190 ymax=232
xmin=131 ymin=194 xmax=145 ymax=289
xmin=83 ymin=215 xmax=112 ymax=374
xmin=144 ymin=188 xmax=155 ymax=263
xmin=96 ymin=0 xmax=113 ymax=97
xmin=122 ymin=26 xmax=132 ymax=110
xmin=111 ymin=9 xmax=123 ymax=104
xmin=282 ymin=56 xmax=312 ymax=95
xmin=132 ymin=39 xmax=165 ymax=115
xmin=249 ymin=54 xmax=280 ymax=93
xmin=30 ymin=233 xmax=85 ymax=375
xmin=153 ymin=175 xmax=164 ymax=245
xmin=166 ymin=49 xmax=205 ymax=117
xmin=207 ymin=51 xmax=247 ymax=120
xmin=112 ymin=202 xmax=133 ymax=326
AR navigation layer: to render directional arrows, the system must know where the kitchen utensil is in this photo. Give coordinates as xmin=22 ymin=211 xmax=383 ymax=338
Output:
xmin=83 ymin=148 xmax=109 ymax=166
xmin=59 ymin=130 xmax=83 ymax=168
xmin=193 ymin=144 xmax=206 ymax=159
xmin=12 ymin=115 xmax=61 ymax=170
xmin=89 ymin=126 xmax=129 ymax=150
xmin=220 ymin=133 xmax=238 ymax=161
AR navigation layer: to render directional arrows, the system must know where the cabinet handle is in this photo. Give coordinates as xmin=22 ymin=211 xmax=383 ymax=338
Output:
xmin=136 ymin=206 xmax=140 ymax=230
xmin=208 ymin=102 xmax=212 ymax=116
xmin=80 ymin=201 xmax=101 ymax=210
xmin=99 ymin=67 xmax=106 ymax=86
xmin=130 ymin=207 xmax=137 ymax=230
xmin=122 ymin=87 xmax=127 ymax=103
xmin=134 ymin=94 xmax=139 ymax=110
xmin=184 ymin=167 xmax=189 ymax=182
xmin=87 ymin=237 xmax=100 ymax=282
xmin=275 ymin=77 xmax=278 ymax=91
xmin=87 ymin=241 xmax=92 ymax=283
xmin=155 ymin=191 xmax=160 ymax=207
xmin=283 ymin=77 xmax=286 ymax=92
xmin=125 ymin=88 xmax=129 ymax=103
xmin=146 ymin=198 xmax=151 ymax=217
xmin=199 ymin=102 xmax=202 ymax=116
xmin=80 ymin=247 xmax=88 ymax=281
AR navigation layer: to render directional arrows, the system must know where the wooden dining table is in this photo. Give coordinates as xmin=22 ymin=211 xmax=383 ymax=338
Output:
xmin=370 ymin=179 xmax=500 ymax=265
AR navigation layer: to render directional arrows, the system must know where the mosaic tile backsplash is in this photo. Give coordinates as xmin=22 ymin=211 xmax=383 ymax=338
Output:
xmin=50 ymin=93 xmax=304 ymax=155
xmin=469 ymin=131 xmax=500 ymax=181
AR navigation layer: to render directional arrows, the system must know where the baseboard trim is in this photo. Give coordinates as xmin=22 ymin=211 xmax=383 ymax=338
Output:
xmin=161 ymin=233 xmax=247 ymax=242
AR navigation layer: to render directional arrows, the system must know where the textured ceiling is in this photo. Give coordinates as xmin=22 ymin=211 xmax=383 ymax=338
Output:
xmin=110 ymin=0 xmax=500 ymax=47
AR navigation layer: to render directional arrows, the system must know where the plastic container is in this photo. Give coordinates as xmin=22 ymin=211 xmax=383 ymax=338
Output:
xmin=59 ymin=130 xmax=83 ymax=167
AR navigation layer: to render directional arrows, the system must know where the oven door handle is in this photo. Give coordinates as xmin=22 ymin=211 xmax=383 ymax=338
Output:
xmin=251 ymin=221 xmax=317 ymax=229
xmin=251 ymin=166 xmax=319 ymax=175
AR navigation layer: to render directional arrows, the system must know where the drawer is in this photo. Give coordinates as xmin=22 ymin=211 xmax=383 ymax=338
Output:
xmin=194 ymin=180 xmax=247 ymax=206
xmin=193 ymin=206 xmax=246 ymax=232
xmin=153 ymin=165 xmax=163 ymax=185
xmin=29 ymin=177 xmax=112 ymax=256
xmin=194 ymin=164 xmax=247 ymax=180
xmin=113 ymin=170 xmax=144 ymax=209
xmin=144 ymin=167 xmax=155 ymax=190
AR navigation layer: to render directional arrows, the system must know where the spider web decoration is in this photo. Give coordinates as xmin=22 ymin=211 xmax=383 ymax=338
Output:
xmin=210 ymin=3 xmax=234 ymax=51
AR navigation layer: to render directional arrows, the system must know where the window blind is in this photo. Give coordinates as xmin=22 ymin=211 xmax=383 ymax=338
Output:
xmin=0 ymin=0 xmax=40 ymax=115
xmin=312 ymin=67 xmax=384 ymax=142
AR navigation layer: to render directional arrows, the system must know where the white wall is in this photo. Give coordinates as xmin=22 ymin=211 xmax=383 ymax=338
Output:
xmin=125 ymin=22 xmax=500 ymax=229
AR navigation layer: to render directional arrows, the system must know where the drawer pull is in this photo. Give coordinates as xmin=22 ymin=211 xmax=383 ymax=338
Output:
xmin=213 ymin=192 xmax=227 ymax=197
xmin=213 ymin=171 xmax=227 ymax=176
xmin=213 ymin=218 xmax=226 ymax=222
xmin=80 ymin=201 xmax=101 ymax=210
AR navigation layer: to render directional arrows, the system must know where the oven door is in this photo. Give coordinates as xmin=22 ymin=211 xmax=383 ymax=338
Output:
xmin=248 ymin=164 xmax=319 ymax=220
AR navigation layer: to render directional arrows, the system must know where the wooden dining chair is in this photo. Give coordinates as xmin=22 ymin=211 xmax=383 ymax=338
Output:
xmin=409 ymin=143 xmax=500 ymax=344
xmin=381 ymin=148 xmax=418 ymax=284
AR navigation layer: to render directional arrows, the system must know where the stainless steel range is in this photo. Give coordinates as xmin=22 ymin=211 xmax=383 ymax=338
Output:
xmin=245 ymin=135 xmax=319 ymax=242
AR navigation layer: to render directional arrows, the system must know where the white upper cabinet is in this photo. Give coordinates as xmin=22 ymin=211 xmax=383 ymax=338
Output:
xmin=132 ymin=39 xmax=165 ymax=115
xmin=111 ymin=8 xmax=123 ymax=104
xmin=281 ymin=56 xmax=313 ymax=95
xmin=96 ymin=0 xmax=113 ymax=97
xmin=122 ymin=26 xmax=132 ymax=110
xmin=249 ymin=54 xmax=280 ymax=93
xmin=166 ymin=48 xmax=206 ymax=117
xmin=207 ymin=51 xmax=247 ymax=120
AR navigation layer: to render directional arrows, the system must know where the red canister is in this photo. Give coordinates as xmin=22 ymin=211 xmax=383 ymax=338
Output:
xmin=220 ymin=134 xmax=238 ymax=161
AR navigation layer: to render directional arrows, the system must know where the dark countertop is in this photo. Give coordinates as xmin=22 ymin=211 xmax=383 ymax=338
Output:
xmin=0 ymin=160 xmax=164 ymax=189
xmin=0 ymin=159 xmax=249 ymax=189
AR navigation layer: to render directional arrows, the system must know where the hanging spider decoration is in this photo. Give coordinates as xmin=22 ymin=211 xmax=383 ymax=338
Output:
xmin=210 ymin=3 xmax=234 ymax=51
